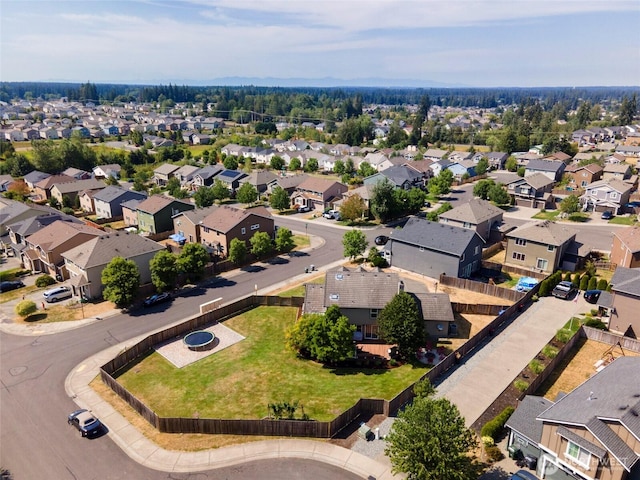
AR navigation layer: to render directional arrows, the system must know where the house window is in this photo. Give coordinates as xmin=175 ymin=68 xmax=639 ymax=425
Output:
xmin=512 ymin=252 xmax=526 ymax=261
xmin=474 ymin=246 xmax=480 ymax=255
xmin=463 ymin=222 xmax=471 ymax=228
xmin=610 ymin=192 xmax=618 ymax=199
xmin=565 ymin=441 xmax=591 ymax=469
xmin=536 ymin=258 xmax=548 ymax=270
xmin=241 ymin=227 xmax=246 ymax=235
xmin=515 ymin=238 xmax=527 ymax=246
xmin=364 ymin=324 xmax=379 ymax=340
xmin=251 ymin=223 xmax=260 ymax=230
xmin=370 ymin=309 xmax=379 ymax=319
xmin=547 ymin=245 xmax=555 ymax=252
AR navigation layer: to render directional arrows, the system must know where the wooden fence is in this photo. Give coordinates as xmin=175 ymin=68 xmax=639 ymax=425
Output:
xmin=439 ymin=274 xmax=526 ymax=302
xmin=581 ymin=326 xmax=640 ymax=353
xmin=452 ymin=303 xmax=506 ymax=315
xmin=593 ymin=261 xmax=616 ymax=272
xmin=482 ymin=242 xmax=504 ymax=259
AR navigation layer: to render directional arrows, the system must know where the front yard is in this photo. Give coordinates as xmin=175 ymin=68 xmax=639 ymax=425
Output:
xmin=116 ymin=306 xmax=429 ymax=422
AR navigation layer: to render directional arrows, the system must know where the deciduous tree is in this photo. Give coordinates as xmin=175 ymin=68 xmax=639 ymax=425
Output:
xmin=377 ymin=291 xmax=425 ymax=358
xmin=250 ymin=231 xmax=273 ymax=259
xmin=236 ymin=182 xmax=258 ymax=205
xmin=340 ymin=194 xmax=367 ymax=222
xmin=101 ymin=257 xmax=140 ymax=308
xmin=269 ymin=186 xmax=291 ymax=211
xmin=176 ymin=243 xmax=209 ymax=281
xmin=211 ymin=179 xmax=230 ymax=201
xmin=150 ymin=250 xmax=178 ymax=292
xmin=275 ymin=227 xmax=295 ymax=253
xmin=342 ymin=229 xmax=368 ymax=261
xmin=228 ymin=238 xmax=247 ymax=265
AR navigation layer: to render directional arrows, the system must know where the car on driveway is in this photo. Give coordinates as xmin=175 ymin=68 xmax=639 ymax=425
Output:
xmin=43 ymin=285 xmax=72 ymax=303
xmin=509 ymin=470 xmax=538 ymax=480
xmin=296 ymin=205 xmax=311 ymax=213
xmin=584 ymin=289 xmax=602 ymax=304
xmin=143 ymin=292 xmax=172 ymax=307
xmin=601 ymin=210 xmax=614 ymax=220
xmin=0 ymin=280 xmax=25 ymax=293
xmin=323 ymin=209 xmax=341 ymax=220
xmin=374 ymin=235 xmax=389 ymax=246
xmin=552 ymin=281 xmax=577 ymax=299
xmin=68 ymin=409 xmax=102 ymax=437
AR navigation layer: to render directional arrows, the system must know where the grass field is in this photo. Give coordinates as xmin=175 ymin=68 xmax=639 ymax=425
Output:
xmin=117 ymin=306 xmax=429 ymax=421
xmin=609 ymin=215 xmax=638 ymax=226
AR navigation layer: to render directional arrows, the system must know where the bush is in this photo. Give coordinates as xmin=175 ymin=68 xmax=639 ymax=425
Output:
xmin=564 ymin=272 xmax=572 ymax=282
xmin=15 ymin=300 xmax=37 ymax=318
xmin=531 ymin=294 xmax=539 ymax=302
xmin=514 ymin=379 xmax=529 ymax=392
xmin=480 ymin=406 xmax=515 ymax=440
xmin=555 ymin=328 xmax=574 ymax=343
xmin=481 ymin=436 xmax=495 ymax=447
xmin=542 ymin=345 xmax=559 ymax=359
xmin=485 ymin=445 xmax=504 ymax=462
xmin=584 ymin=318 xmax=607 ymax=330
xmin=579 ymin=274 xmax=590 ymax=291
xmin=529 ymin=359 xmax=544 ymax=374
xmin=370 ymin=255 xmax=388 ymax=268
xmin=588 ymin=277 xmax=598 ymax=291
xmin=597 ymin=279 xmax=608 ymax=290
xmin=572 ymin=273 xmax=581 ymax=287
xmin=538 ymin=279 xmax=551 ymax=297
xmin=35 ymin=274 xmax=56 ymax=288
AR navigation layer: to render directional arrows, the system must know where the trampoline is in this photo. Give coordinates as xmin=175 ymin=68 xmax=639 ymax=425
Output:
xmin=183 ymin=330 xmax=215 ymax=351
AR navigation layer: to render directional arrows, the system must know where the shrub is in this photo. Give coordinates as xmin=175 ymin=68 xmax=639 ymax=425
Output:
xmin=584 ymin=319 xmax=607 ymax=330
xmin=542 ymin=345 xmax=559 ymax=359
xmin=531 ymin=294 xmax=539 ymax=302
xmin=370 ymin=255 xmax=388 ymax=268
xmin=564 ymin=272 xmax=572 ymax=282
xmin=597 ymin=279 xmax=608 ymax=290
xmin=529 ymin=359 xmax=544 ymax=374
xmin=555 ymin=328 xmax=574 ymax=343
xmin=482 ymin=436 xmax=495 ymax=447
xmin=588 ymin=277 xmax=598 ymax=291
xmin=590 ymin=309 xmax=599 ymax=316
xmin=485 ymin=445 xmax=504 ymax=462
xmin=15 ymin=300 xmax=37 ymax=318
xmin=572 ymin=273 xmax=581 ymax=287
xmin=579 ymin=275 xmax=590 ymax=291
xmin=538 ymin=279 xmax=551 ymax=297
xmin=514 ymin=379 xmax=529 ymax=392
xmin=480 ymin=406 xmax=515 ymax=440
xmin=35 ymin=274 xmax=56 ymax=288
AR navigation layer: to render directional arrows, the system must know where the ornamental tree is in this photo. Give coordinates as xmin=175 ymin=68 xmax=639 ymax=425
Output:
xmin=101 ymin=257 xmax=140 ymax=308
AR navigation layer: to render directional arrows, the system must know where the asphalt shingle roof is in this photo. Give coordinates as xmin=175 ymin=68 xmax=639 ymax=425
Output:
xmin=505 ymin=395 xmax=555 ymax=444
xmin=614 ymin=227 xmax=640 ymax=254
xmin=200 ymin=205 xmax=271 ymax=233
xmin=610 ymin=267 xmax=640 ymax=297
xmin=507 ymin=221 xmax=576 ymax=246
xmin=92 ymin=186 xmax=146 ymax=203
xmin=438 ymin=198 xmax=503 ymax=225
xmin=391 ymin=218 xmax=481 ymax=257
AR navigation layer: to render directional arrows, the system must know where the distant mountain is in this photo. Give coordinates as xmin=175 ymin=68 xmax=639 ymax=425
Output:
xmin=157 ymin=76 xmax=464 ymax=88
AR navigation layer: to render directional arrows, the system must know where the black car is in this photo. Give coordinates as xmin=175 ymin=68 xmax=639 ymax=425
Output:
xmin=601 ymin=210 xmax=614 ymax=220
xmin=374 ymin=235 xmax=389 ymax=246
xmin=0 ymin=280 xmax=25 ymax=293
xmin=143 ymin=292 xmax=172 ymax=307
xmin=68 ymin=409 xmax=102 ymax=437
xmin=584 ymin=289 xmax=602 ymax=304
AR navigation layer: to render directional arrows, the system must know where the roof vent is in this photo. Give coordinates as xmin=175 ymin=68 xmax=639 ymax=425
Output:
xmin=335 ymin=274 xmax=344 ymax=280
xmin=329 ymin=294 xmax=339 ymax=301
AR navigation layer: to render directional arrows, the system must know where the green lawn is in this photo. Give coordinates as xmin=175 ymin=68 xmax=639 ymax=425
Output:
xmin=532 ymin=210 xmax=560 ymax=220
xmin=609 ymin=215 xmax=638 ymax=225
xmin=117 ymin=306 xmax=429 ymax=421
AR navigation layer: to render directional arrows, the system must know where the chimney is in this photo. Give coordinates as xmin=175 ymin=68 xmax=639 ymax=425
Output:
xmin=398 ymin=281 xmax=405 ymax=294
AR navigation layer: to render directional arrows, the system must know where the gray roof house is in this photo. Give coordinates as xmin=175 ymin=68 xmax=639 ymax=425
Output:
xmin=238 ymin=170 xmax=278 ymax=194
xmin=192 ymin=164 xmax=224 ymax=189
xmin=383 ymin=217 xmax=484 ymax=279
xmin=524 ymin=159 xmax=566 ymax=182
xmin=92 ymin=186 xmax=147 ymax=220
xmin=608 ymin=267 xmax=640 ymax=338
xmin=507 ymin=173 xmax=555 ymax=209
xmin=363 ymin=165 xmax=425 ymax=190
xmin=303 ymin=266 xmax=455 ymax=341
xmin=438 ymin=198 xmax=504 ymax=243
xmin=505 ymin=395 xmax=555 ymax=462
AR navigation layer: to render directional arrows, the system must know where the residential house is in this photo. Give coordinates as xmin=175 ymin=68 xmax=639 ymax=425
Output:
xmin=238 ymin=170 xmax=278 ymax=194
xmin=215 ymin=169 xmax=248 ymax=192
xmin=199 ymin=205 xmax=274 ymax=257
xmin=525 ymin=159 xmax=566 ymax=182
xmin=61 ymin=167 xmax=92 ymax=180
xmin=545 ymin=151 xmax=573 ymax=164
xmin=4 ymin=211 xmax=82 ymax=258
xmin=611 ymin=227 xmax=640 ymax=268
xmin=136 ymin=195 xmax=195 ymax=234
xmin=506 ymin=358 xmax=640 ymax=480
xmin=438 ymin=199 xmax=504 ymax=243
xmin=580 ymin=179 xmax=632 ymax=214
xmin=363 ymin=165 xmax=424 ymax=190
xmin=423 ymin=148 xmax=449 ymax=162
xmin=608 ymin=267 xmax=640 ymax=337
xmin=153 ymin=163 xmax=180 ymax=186
xmin=78 ymin=189 xmax=101 ymax=214
xmin=173 ymin=164 xmax=200 ymax=187
xmin=505 ymin=221 xmax=577 ymax=273
xmin=266 ymin=174 xmax=309 ymax=196
xmin=33 ymin=174 xmax=76 ymax=201
xmin=303 ymin=266 xmax=455 ymax=341
xmin=0 ymin=198 xmax=57 ymax=236
xmin=603 ymin=164 xmax=631 ymax=182
xmin=92 ymin=164 xmax=121 ymax=180
xmin=50 ymin=178 xmax=106 ymax=205
xmin=383 ymin=217 xmax=484 ymax=278
xmin=507 ymin=173 xmax=555 ymax=209
xmin=171 ymin=205 xmax=219 ymax=245
xmin=63 ymin=231 xmax=166 ymax=300
xmin=92 ymin=186 xmax=147 ymax=220
xmin=290 ymin=177 xmax=348 ymax=211
xmin=23 ymin=170 xmax=51 ymax=190
xmin=21 ymin=220 xmax=103 ymax=279
xmin=192 ymin=164 xmax=224 ymax=189
xmin=121 ymin=198 xmax=145 ymax=227
xmin=363 ymin=152 xmax=394 ymax=172
xmin=564 ymin=164 xmax=603 ymax=189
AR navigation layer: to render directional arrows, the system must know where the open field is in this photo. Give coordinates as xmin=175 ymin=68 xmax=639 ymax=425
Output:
xmin=117 ymin=306 xmax=430 ymax=422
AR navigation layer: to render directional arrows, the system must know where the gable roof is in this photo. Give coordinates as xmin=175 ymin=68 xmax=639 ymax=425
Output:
xmin=35 ymin=174 xmax=76 ymax=189
xmin=297 ymin=176 xmax=345 ymax=194
xmin=25 ymin=220 xmax=103 ymax=251
xmin=92 ymin=186 xmax=146 ymax=203
xmin=505 ymin=395 xmax=555 ymax=445
xmin=526 ymin=159 xmax=565 ymax=173
xmin=523 ymin=172 xmax=555 ymax=189
xmin=200 ymin=205 xmax=272 ymax=233
xmin=377 ymin=165 xmax=423 ymax=186
xmin=565 ymin=163 xmax=603 ymax=175
xmin=438 ymin=198 xmax=503 ymax=225
xmin=194 ymin=164 xmax=224 ymax=180
xmin=320 ymin=267 xmax=401 ymax=310
xmin=62 ymin=231 xmax=165 ymax=269
xmin=586 ymin=178 xmax=632 ymax=194
xmin=136 ymin=195 xmax=192 ymax=215
xmin=270 ymin=173 xmax=309 ymax=189
xmin=507 ymin=221 xmax=576 ymax=246
xmin=51 ymin=178 xmax=106 ymax=194
xmin=154 ymin=163 xmax=180 ymax=175
xmin=610 ymin=267 xmax=640 ymax=297
xmin=413 ymin=292 xmax=454 ymax=322
xmin=6 ymin=212 xmax=82 ymax=237
xmin=391 ymin=218 xmax=482 ymax=256
xmin=614 ymin=227 xmax=640 ymax=254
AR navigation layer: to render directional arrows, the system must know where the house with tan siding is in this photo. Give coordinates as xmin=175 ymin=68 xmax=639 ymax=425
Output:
xmin=610 ymin=227 xmax=640 ymax=268
xmin=505 ymin=221 xmax=577 ymax=273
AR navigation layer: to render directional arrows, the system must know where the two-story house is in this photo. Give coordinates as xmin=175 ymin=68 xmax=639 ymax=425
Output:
xmin=363 ymin=165 xmax=424 ymax=190
xmin=580 ymin=179 xmax=633 ymax=214
xmin=608 ymin=266 xmax=640 ymax=337
xmin=136 ymin=195 xmax=195 ymax=234
xmin=525 ymin=159 xmax=567 ymax=182
xmin=610 ymin=227 xmax=640 ymax=269
xmin=507 ymin=173 xmax=556 ymax=209
xmin=92 ymin=164 xmax=121 ymax=180
xmin=153 ymin=163 xmax=180 ymax=186
xmin=438 ymin=198 xmax=504 ymax=243
xmin=237 ymin=170 xmax=278 ymax=194
xmin=383 ymin=217 xmax=484 ymax=278
xmin=506 ymin=357 xmax=640 ymax=480
xmin=192 ymin=164 xmax=224 ymax=189
xmin=170 ymin=205 xmax=219 ymax=245
xmin=303 ymin=266 xmax=455 ymax=342
xmin=505 ymin=221 xmax=577 ymax=273
xmin=50 ymin=178 xmax=106 ymax=206
xmin=564 ymin=164 xmax=604 ymax=190
xmin=198 ymin=205 xmax=274 ymax=257
xmin=290 ymin=177 xmax=348 ymax=211
xmin=602 ymin=164 xmax=632 ymax=182
xmin=33 ymin=174 xmax=76 ymax=201
xmin=92 ymin=186 xmax=147 ymax=220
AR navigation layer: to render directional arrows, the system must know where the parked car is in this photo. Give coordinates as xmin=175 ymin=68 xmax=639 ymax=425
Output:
xmin=68 ymin=409 xmax=102 ymax=437
xmin=552 ymin=281 xmax=577 ymax=299
xmin=0 ymin=280 xmax=25 ymax=293
xmin=601 ymin=210 xmax=614 ymax=220
xmin=296 ymin=205 xmax=311 ymax=213
xmin=43 ymin=285 xmax=72 ymax=303
xmin=509 ymin=470 xmax=538 ymax=480
xmin=584 ymin=289 xmax=602 ymax=304
xmin=323 ymin=209 xmax=340 ymax=220
xmin=143 ymin=292 xmax=172 ymax=308
xmin=374 ymin=235 xmax=389 ymax=246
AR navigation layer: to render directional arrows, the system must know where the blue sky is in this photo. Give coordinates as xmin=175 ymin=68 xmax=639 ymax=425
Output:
xmin=1 ymin=0 xmax=639 ymax=87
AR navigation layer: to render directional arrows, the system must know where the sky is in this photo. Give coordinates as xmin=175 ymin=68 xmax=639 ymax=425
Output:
xmin=1 ymin=0 xmax=639 ymax=88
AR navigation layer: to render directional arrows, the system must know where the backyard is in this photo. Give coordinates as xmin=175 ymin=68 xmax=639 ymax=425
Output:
xmin=116 ymin=306 xmax=430 ymax=422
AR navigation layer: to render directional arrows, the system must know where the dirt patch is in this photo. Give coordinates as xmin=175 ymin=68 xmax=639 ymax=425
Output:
xmin=446 ymin=313 xmax=496 ymax=351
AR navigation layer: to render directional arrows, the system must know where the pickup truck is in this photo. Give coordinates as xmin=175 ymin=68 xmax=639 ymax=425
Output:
xmin=551 ymin=281 xmax=577 ymax=300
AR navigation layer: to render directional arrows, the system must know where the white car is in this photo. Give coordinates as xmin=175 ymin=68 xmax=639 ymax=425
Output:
xmin=43 ymin=286 xmax=73 ymax=303
xmin=323 ymin=209 xmax=341 ymax=220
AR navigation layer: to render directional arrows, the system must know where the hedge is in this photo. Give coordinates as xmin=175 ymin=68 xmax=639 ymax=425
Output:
xmin=480 ymin=406 xmax=515 ymax=440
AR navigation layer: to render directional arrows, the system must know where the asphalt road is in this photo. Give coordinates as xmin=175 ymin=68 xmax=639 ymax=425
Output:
xmin=0 ymin=218 xmax=376 ymax=480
